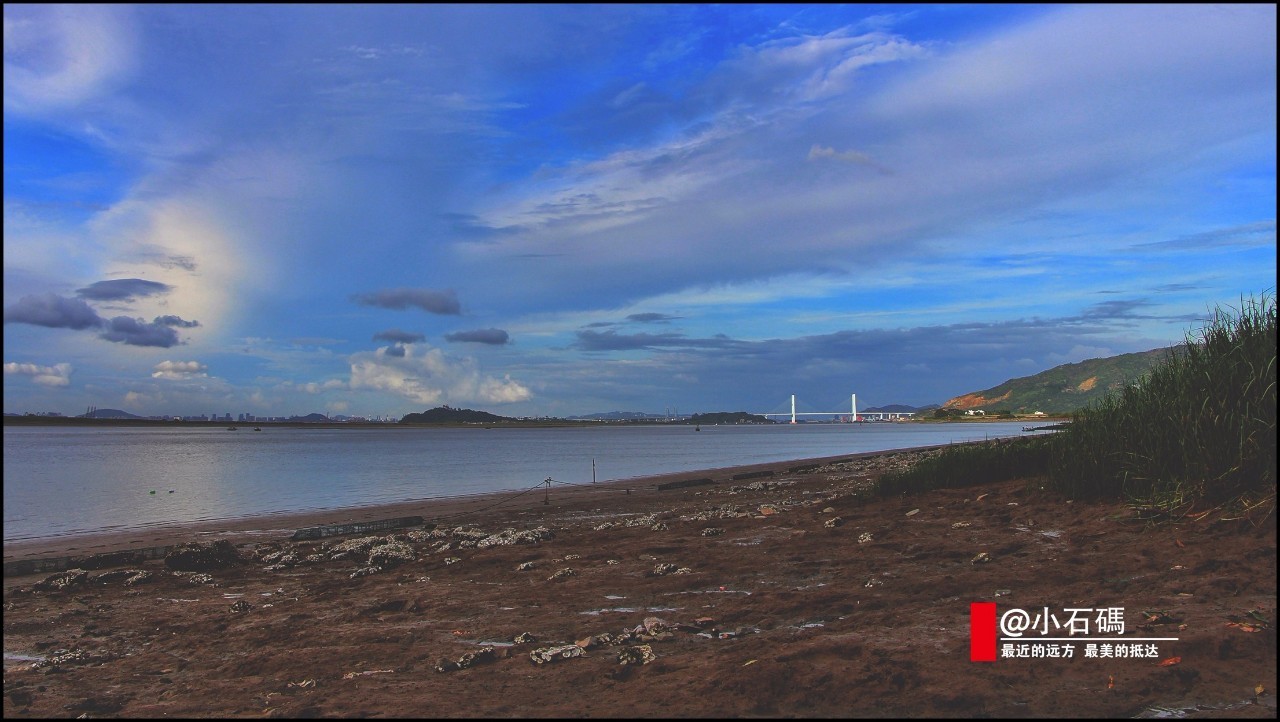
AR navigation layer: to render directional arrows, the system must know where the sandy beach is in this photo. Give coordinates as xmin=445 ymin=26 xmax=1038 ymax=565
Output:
xmin=3 ymin=445 xmax=1275 ymax=718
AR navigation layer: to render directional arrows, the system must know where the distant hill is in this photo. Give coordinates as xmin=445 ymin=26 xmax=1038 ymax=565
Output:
xmin=686 ymin=411 xmax=773 ymax=424
xmin=567 ymin=411 xmax=668 ymax=421
xmin=81 ymin=408 xmax=142 ymax=419
xmin=287 ymin=413 xmax=331 ymax=423
xmin=942 ymin=346 xmax=1181 ymax=414
xmin=400 ymin=406 xmax=509 ymax=424
xmin=863 ymin=404 xmax=931 ymax=413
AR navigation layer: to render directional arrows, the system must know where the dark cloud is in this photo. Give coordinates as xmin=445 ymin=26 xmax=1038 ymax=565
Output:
xmin=383 ymin=344 xmax=407 ymax=357
xmin=1131 ymin=221 xmax=1276 ymax=252
xmin=98 ymin=315 xmax=200 ymax=348
xmin=573 ymin=329 xmax=739 ymax=352
xmin=3 ymin=293 xmax=104 ymax=330
xmin=373 ymin=328 xmax=427 ymax=344
xmin=351 ymin=288 xmax=462 ymax=315
xmin=626 ymin=312 xmax=682 ymax=323
xmin=75 ymin=278 xmax=174 ymax=301
xmin=444 ymin=328 xmax=511 ymax=345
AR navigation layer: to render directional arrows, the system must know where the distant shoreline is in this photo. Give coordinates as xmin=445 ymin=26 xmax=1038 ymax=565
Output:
xmin=2 ymin=414 xmax=1069 ymax=430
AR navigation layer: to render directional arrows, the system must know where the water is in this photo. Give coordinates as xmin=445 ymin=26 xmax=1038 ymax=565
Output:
xmin=3 ymin=421 xmax=1040 ymax=542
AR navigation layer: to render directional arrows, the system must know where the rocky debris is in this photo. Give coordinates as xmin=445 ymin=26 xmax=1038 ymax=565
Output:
xmin=650 ymin=522 xmax=669 ymax=531
xmin=547 ymin=568 xmax=577 ymax=581
xmin=701 ymin=527 xmax=725 ymax=537
xmin=648 ymin=563 xmax=692 ymax=577
xmin=350 ymin=565 xmax=382 ymax=579
xmin=821 ymin=506 xmax=837 ymax=514
xmin=32 ymin=569 xmax=89 ymax=592
xmin=443 ymin=557 xmax=462 ymax=566
xmin=605 ymin=559 xmax=620 ymax=565
xmin=529 ymin=644 xmax=585 ymax=665
xmin=229 ymin=600 xmax=253 ymax=613
xmin=952 ymin=521 xmax=972 ymax=529
xmin=259 ymin=549 xmax=300 ymax=568
xmin=593 ymin=521 xmax=619 ymax=531
xmin=164 ymin=540 xmax=243 ymax=572
xmin=971 ymin=552 xmax=992 ymax=564
xmin=758 ymin=504 xmax=781 ymax=516
xmin=623 ymin=513 xmax=665 ymax=528
xmin=730 ymin=480 xmax=794 ymax=494
xmin=857 ymin=532 xmax=874 ymax=544
xmin=477 ymin=527 xmax=554 ymax=549
xmin=513 ymin=632 xmax=537 ymax=645
xmin=30 ymin=649 xmax=91 ymax=670
xmin=446 ymin=526 xmax=490 ymax=548
xmin=515 ymin=561 xmax=535 ymax=571
xmin=824 ymin=517 xmax=843 ymax=528
xmin=324 ymin=536 xmax=382 ymax=560
xmin=436 ymin=646 xmax=500 ymax=673
xmin=406 ymin=528 xmax=445 ymax=543
xmin=173 ymin=572 xmax=215 ymax=585
xmin=679 ymin=504 xmax=745 ymax=522
xmin=367 ymin=541 xmax=416 ymax=568
xmin=617 ymin=645 xmax=657 ymax=666
xmin=93 ymin=569 xmax=154 ymax=586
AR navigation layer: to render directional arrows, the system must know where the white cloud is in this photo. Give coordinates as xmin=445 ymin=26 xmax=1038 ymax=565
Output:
xmin=348 ymin=345 xmax=531 ymax=406
xmin=151 ymin=360 xmax=208 ymax=380
xmin=4 ymin=361 xmax=73 ymax=387
xmin=3 ymin=4 xmax=136 ymax=113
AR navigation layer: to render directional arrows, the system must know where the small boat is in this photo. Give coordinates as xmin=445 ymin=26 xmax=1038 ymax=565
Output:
xmin=227 ymin=426 xmax=238 ymax=431
xmin=254 ymin=426 xmax=262 ymax=431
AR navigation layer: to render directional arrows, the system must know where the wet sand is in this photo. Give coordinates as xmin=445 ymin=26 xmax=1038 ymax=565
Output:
xmin=3 ymin=445 xmax=1275 ymax=718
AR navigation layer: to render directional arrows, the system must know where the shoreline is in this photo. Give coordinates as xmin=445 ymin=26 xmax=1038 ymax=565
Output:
xmin=2 ymin=443 xmax=959 ymax=569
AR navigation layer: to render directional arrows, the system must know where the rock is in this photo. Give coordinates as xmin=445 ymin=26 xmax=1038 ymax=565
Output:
xmin=229 ymin=600 xmax=253 ymax=613
xmin=516 ymin=561 xmax=536 ymax=571
xmin=529 ymin=644 xmax=585 ymax=665
xmin=349 ymin=565 xmax=382 ymax=579
xmin=824 ymin=517 xmax=843 ymax=528
xmin=547 ymin=568 xmax=576 ymax=581
xmin=951 ymin=522 xmax=972 ymax=529
xmin=33 ymin=569 xmax=89 ymax=592
xmin=650 ymin=563 xmax=679 ymax=577
xmin=857 ymin=532 xmax=874 ymax=544
xmin=436 ymin=646 xmax=498 ymax=673
xmin=617 ymin=645 xmax=657 ymax=665
xmin=367 ymin=541 xmax=415 ymax=568
xmin=971 ymin=552 xmax=992 ymax=564
xmin=701 ymin=527 xmax=725 ymax=537
xmin=513 ymin=632 xmax=537 ymax=645
xmin=477 ymin=527 xmax=554 ymax=548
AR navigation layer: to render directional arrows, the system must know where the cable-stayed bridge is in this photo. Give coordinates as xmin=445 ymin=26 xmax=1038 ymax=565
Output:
xmin=756 ymin=394 xmax=916 ymax=423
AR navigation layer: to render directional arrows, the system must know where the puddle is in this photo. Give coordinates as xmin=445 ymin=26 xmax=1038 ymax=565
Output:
xmin=1137 ymin=698 xmax=1268 ymax=718
xmin=4 ymin=652 xmax=45 ymax=663
xmin=604 ymin=595 xmax=627 ymax=600
xmin=221 ymin=593 xmax=245 ymax=599
xmin=663 ymin=589 xmax=752 ymax=596
xmin=578 ymin=606 xmax=682 ymax=616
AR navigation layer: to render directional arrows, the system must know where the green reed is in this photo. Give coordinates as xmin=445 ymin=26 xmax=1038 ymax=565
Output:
xmin=876 ymin=435 xmax=1054 ymax=496
xmin=876 ymin=292 xmax=1275 ymax=516
xmin=1048 ymin=293 xmax=1276 ymax=512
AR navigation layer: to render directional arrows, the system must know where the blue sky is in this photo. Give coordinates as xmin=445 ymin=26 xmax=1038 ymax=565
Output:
xmin=3 ymin=4 xmax=1276 ymax=419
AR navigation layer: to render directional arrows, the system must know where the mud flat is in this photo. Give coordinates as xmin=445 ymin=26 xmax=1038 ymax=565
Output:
xmin=3 ymin=446 xmax=1275 ymax=718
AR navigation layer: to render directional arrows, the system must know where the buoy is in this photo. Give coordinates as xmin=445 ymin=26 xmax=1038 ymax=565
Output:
xmin=168 ymin=490 xmax=175 ymax=494
xmin=149 ymin=490 xmax=156 ymax=495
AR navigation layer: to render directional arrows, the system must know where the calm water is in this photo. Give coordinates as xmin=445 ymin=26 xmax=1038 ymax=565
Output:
xmin=3 ymin=422 xmax=1040 ymax=542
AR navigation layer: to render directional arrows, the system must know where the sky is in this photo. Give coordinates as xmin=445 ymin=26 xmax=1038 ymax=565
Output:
xmin=3 ymin=4 xmax=1276 ymax=420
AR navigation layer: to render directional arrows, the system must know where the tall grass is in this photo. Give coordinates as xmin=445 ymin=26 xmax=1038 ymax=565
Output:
xmin=1048 ymin=293 xmax=1276 ymax=512
xmin=876 ymin=435 xmax=1053 ymax=496
xmin=875 ymin=292 xmax=1275 ymax=518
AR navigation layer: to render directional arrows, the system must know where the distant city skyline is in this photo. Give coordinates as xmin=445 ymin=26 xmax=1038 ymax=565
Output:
xmin=4 ymin=4 xmax=1276 ymax=419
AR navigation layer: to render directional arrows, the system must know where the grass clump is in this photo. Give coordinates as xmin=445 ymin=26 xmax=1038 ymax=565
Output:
xmin=876 ymin=435 xmax=1053 ymax=497
xmin=1048 ymin=293 xmax=1276 ymax=517
xmin=875 ymin=292 xmax=1276 ymax=522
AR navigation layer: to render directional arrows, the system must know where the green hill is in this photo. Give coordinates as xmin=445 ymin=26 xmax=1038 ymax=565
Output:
xmin=942 ymin=346 xmax=1183 ymax=414
xmin=399 ymin=406 xmax=509 ymax=424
